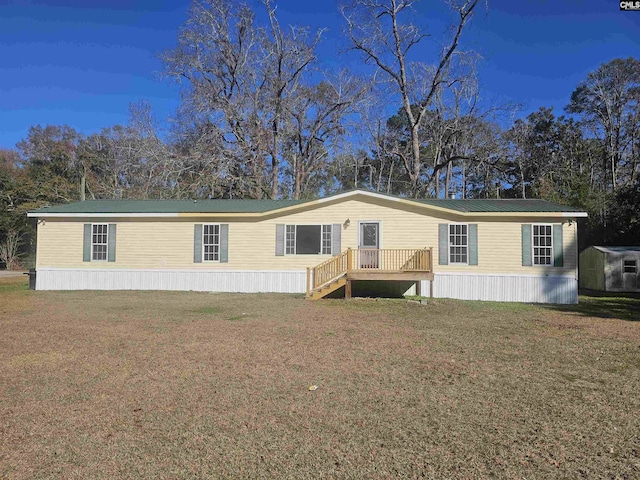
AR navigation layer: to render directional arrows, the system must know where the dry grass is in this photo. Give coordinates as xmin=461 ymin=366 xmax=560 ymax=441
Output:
xmin=1 ymin=276 xmax=639 ymax=479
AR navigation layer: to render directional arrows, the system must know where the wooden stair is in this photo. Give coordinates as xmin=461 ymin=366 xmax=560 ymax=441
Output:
xmin=305 ymin=248 xmax=433 ymax=301
xmin=306 ymin=275 xmax=347 ymax=300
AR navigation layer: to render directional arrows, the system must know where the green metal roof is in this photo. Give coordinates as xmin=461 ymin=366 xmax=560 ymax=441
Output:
xmin=35 ymin=198 xmax=304 ymax=214
xmin=29 ymin=190 xmax=585 ymax=215
xmin=416 ymin=198 xmax=585 ymax=213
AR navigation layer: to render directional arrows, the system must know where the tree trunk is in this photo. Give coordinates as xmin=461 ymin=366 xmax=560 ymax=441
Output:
xmin=80 ymin=175 xmax=86 ymax=201
xmin=461 ymin=159 xmax=467 ymax=199
xmin=411 ymin=123 xmax=421 ymax=194
xmin=445 ymin=161 xmax=452 ymax=198
xmin=271 ymin=119 xmax=279 ymax=199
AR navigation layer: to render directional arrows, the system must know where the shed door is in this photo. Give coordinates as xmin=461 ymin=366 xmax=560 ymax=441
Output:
xmin=622 ymin=259 xmax=638 ymax=291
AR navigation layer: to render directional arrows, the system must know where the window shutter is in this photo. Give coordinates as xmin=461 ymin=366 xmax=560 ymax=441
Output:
xmin=438 ymin=224 xmax=449 ymax=265
xmin=522 ymin=224 xmax=532 ymax=266
xmin=194 ymin=224 xmax=203 ymax=263
xmin=83 ymin=224 xmax=91 ymax=262
xmin=107 ymin=224 xmax=117 ymax=262
xmin=219 ymin=224 xmax=229 ymax=263
xmin=332 ymin=224 xmax=342 ymax=255
xmin=553 ymin=224 xmax=563 ymax=267
xmin=275 ymin=224 xmax=285 ymax=256
xmin=468 ymin=224 xmax=478 ymax=266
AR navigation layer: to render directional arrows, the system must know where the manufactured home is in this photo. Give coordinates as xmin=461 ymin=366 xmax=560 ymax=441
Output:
xmin=579 ymin=246 xmax=640 ymax=293
xmin=27 ymin=190 xmax=587 ymax=303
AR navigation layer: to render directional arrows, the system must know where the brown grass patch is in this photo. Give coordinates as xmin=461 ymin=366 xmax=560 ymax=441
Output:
xmin=1 ymin=278 xmax=639 ymax=478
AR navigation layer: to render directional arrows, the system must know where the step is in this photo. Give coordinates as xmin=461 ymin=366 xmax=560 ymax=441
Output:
xmin=307 ymin=276 xmax=347 ymax=300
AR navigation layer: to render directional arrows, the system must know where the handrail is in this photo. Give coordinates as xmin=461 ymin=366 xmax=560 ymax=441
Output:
xmin=308 ymin=250 xmax=348 ymax=293
xmin=353 ymin=248 xmax=432 ymax=272
xmin=306 ymin=248 xmax=433 ymax=296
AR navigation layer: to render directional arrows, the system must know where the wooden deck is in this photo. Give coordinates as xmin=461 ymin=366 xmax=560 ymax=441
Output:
xmin=306 ymin=248 xmax=434 ymax=300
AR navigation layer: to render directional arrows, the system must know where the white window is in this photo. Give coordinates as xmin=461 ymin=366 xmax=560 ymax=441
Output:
xmin=449 ymin=224 xmax=468 ymax=264
xmin=286 ymin=225 xmax=296 ymax=255
xmin=203 ymin=224 xmax=220 ymax=261
xmin=285 ymin=225 xmax=332 ymax=255
xmin=532 ymin=224 xmax=553 ymax=266
xmin=624 ymin=260 xmax=637 ymax=274
xmin=92 ymin=224 xmax=108 ymax=261
xmin=321 ymin=225 xmax=332 ymax=255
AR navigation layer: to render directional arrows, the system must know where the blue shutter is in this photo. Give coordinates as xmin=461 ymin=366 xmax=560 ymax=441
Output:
xmin=83 ymin=224 xmax=91 ymax=262
xmin=468 ymin=224 xmax=478 ymax=266
xmin=332 ymin=224 xmax=341 ymax=255
xmin=522 ymin=224 xmax=532 ymax=266
xmin=194 ymin=224 xmax=203 ymax=263
xmin=438 ymin=224 xmax=449 ymax=265
xmin=553 ymin=224 xmax=563 ymax=267
xmin=107 ymin=224 xmax=116 ymax=262
xmin=275 ymin=224 xmax=285 ymax=256
xmin=219 ymin=224 xmax=229 ymax=263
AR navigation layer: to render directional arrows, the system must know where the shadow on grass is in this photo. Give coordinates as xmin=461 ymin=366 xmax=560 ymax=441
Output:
xmin=543 ymin=290 xmax=640 ymax=322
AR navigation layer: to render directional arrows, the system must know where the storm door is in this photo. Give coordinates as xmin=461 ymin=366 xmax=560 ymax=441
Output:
xmin=358 ymin=222 xmax=380 ymax=268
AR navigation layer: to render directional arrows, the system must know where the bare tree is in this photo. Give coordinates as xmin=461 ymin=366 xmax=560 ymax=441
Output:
xmin=567 ymin=57 xmax=640 ymax=191
xmin=341 ymin=0 xmax=480 ymax=195
xmin=0 ymin=229 xmax=22 ymax=270
xmin=162 ymin=0 xmax=322 ymax=198
xmin=79 ymin=102 xmax=171 ymax=199
xmin=262 ymin=0 xmax=322 ymax=198
xmin=285 ymin=73 xmax=366 ymax=198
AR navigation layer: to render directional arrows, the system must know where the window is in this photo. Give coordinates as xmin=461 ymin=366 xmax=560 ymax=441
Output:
xmin=624 ymin=260 xmax=637 ymax=274
xmin=449 ymin=224 xmax=468 ymax=264
xmin=322 ymin=225 xmax=332 ymax=255
xmin=532 ymin=224 xmax=553 ymax=265
xmin=285 ymin=225 xmax=332 ymax=255
xmin=92 ymin=224 xmax=108 ymax=261
xmin=203 ymin=224 xmax=220 ymax=261
xmin=286 ymin=225 xmax=295 ymax=254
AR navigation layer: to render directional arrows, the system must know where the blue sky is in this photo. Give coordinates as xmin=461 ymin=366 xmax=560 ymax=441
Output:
xmin=0 ymin=0 xmax=638 ymax=149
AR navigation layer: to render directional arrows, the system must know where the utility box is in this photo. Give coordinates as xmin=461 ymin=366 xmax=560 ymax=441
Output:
xmin=26 ymin=269 xmax=36 ymax=290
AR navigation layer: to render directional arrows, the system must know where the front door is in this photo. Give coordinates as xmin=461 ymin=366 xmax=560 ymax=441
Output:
xmin=359 ymin=222 xmax=380 ymax=268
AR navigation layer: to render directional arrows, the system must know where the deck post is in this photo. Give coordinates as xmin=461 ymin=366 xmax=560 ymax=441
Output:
xmin=346 ymin=248 xmax=353 ymax=272
xmin=416 ymin=280 xmax=422 ymax=297
xmin=429 ymin=277 xmax=434 ymax=298
xmin=345 ymin=279 xmax=352 ymax=299
xmin=306 ymin=267 xmax=311 ymax=296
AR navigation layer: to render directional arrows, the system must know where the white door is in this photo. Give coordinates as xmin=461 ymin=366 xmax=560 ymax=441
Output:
xmin=359 ymin=222 xmax=380 ymax=268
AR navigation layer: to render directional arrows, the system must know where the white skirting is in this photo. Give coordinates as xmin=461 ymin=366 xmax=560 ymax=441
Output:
xmin=410 ymin=273 xmax=578 ymax=304
xmin=35 ymin=268 xmax=307 ymax=294
xmin=35 ymin=269 xmax=578 ymax=304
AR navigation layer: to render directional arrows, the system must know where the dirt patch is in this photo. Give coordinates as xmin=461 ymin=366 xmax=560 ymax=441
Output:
xmin=1 ymin=281 xmax=639 ymax=479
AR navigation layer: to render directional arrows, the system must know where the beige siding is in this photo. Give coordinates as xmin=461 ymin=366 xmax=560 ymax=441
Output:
xmin=36 ymin=197 xmax=578 ymax=275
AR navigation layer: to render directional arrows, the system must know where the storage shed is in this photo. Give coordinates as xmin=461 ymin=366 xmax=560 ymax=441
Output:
xmin=579 ymin=246 xmax=640 ymax=292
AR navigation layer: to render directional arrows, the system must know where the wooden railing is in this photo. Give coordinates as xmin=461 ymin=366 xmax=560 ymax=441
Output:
xmin=306 ymin=248 xmax=432 ymax=295
xmin=354 ymin=248 xmax=432 ymax=272
xmin=307 ymin=249 xmax=349 ymax=293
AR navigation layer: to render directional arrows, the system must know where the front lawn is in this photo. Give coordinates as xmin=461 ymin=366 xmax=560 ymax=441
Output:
xmin=1 ymin=277 xmax=638 ymax=479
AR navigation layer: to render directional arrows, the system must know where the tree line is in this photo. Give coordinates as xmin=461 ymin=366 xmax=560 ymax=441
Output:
xmin=1 ymin=0 xmax=639 ymax=268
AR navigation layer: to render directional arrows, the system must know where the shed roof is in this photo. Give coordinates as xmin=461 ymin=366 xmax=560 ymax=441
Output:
xmin=27 ymin=189 xmax=588 ymax=217
xmin=592 ymin=246 xmax=640 ymax=254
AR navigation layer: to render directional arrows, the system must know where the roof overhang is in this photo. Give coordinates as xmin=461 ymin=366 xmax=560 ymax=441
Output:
xmin=26 ymin=190 xmax=588 ymax=219
xmin=26 ymin=212 xmax=180 ymax=218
